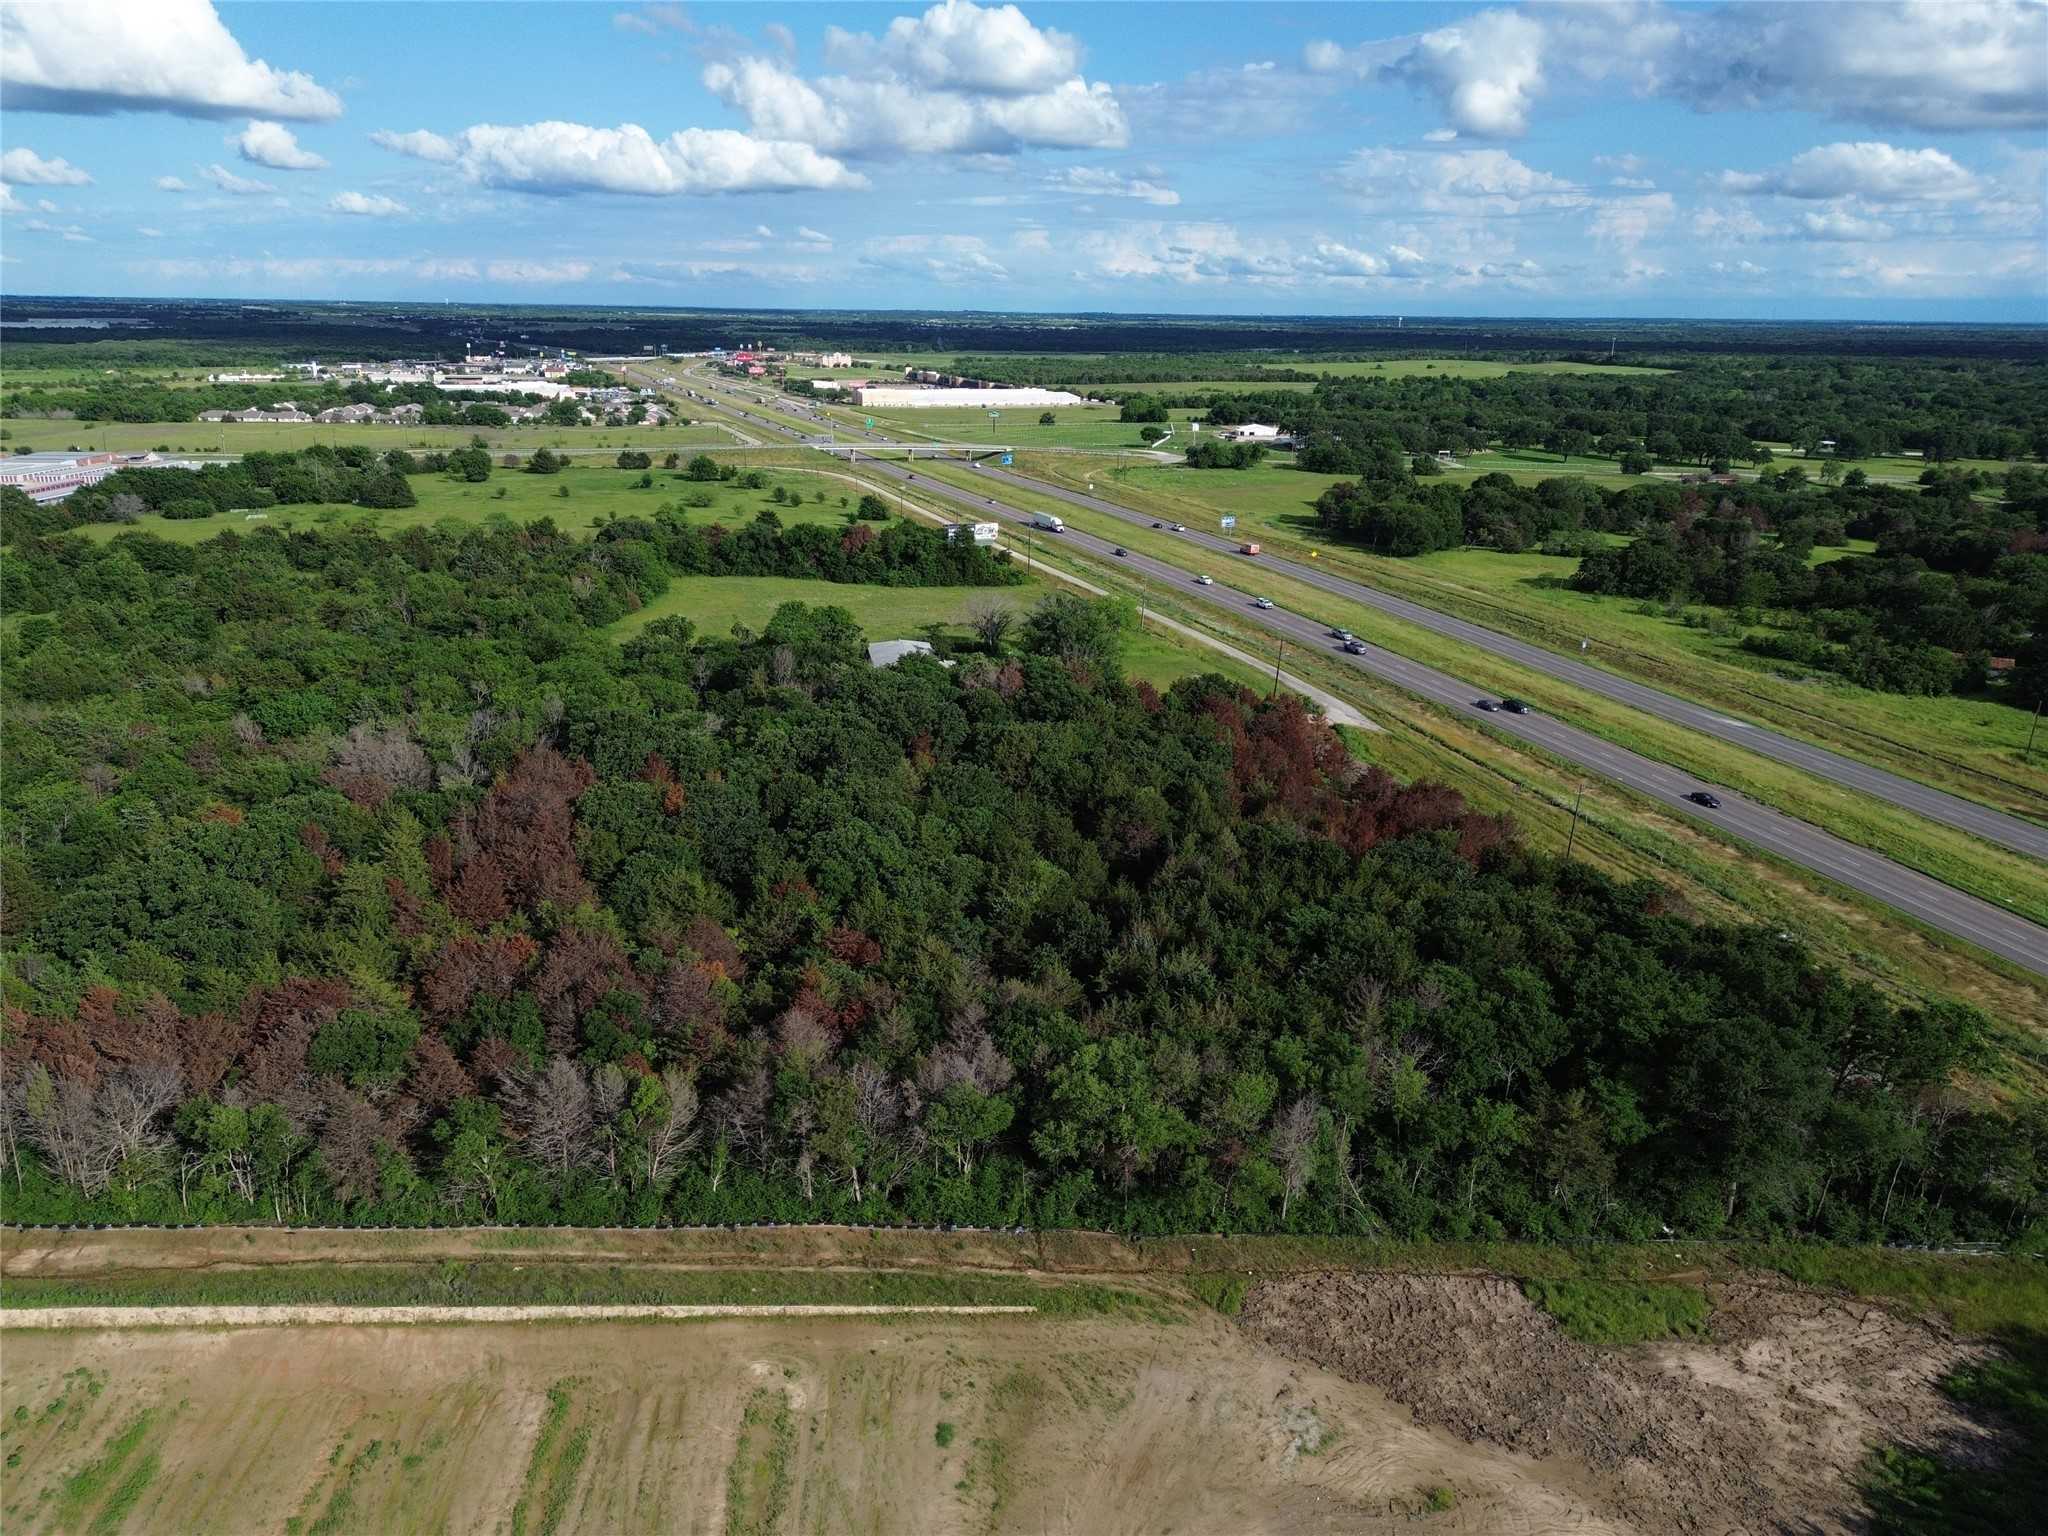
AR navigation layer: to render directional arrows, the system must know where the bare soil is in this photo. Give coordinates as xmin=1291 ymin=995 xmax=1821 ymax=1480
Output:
xmin=1 ymin=1313 xmax=1629 ymax=1535
xmin=1238 ymin=1271 xmax=1995 ymax=1535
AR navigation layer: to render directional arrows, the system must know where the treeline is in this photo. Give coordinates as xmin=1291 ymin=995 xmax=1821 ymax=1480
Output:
xmin=0 ymin=516 xmax=2037 ymax=1247
xmin=1183 ymin=357 xmax=2048 ymax=468
xmin=1310 ymin=450 xmax=2048 ymax=703
xmin=2 ymin=377 xmax=576 ymax=426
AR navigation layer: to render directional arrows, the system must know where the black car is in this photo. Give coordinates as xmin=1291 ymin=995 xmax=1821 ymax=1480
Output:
xmin=1500 ymin=697 xmax=1532 ymax=715
xmin=1113 ymin=547 xmax=1128 ymax=557
xmin=1474 ymin=698 xmax=1500 ymax=712
xmin=1151 ymin=520 xmax=1164 ymax=528
xmin=1686 ymin=790 xmax=1723 ymax=809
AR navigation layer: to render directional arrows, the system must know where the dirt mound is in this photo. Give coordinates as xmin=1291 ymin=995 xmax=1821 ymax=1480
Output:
xmin=1237 ymin=1271 xmax=1990 ymax=1535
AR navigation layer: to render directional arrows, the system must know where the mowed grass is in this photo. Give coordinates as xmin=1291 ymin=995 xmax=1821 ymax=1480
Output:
xmin=1015 ymin=454 xmax=2048 ymax=819
xmin=0 ymin=418 xmax=736 ymax=458
xmin=817 ymin=402 xmax=1206 ymax=450
xmin=75 ymin=464 xmax=857 ymax=544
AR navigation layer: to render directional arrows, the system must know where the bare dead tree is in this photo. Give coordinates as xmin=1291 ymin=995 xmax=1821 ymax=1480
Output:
xmin=642 ymin=1067 xmax=701 ymax=1191
xmin=589 ymin=1062 xmax=628 ymax=1182
xmin=316 ymin=1084 xmax=388 ymax=1205
xmin=504 ymin=1056 xmax=593 ymax=1180
xmin=1270 ymin=1096 xmax=1321 ymax=1223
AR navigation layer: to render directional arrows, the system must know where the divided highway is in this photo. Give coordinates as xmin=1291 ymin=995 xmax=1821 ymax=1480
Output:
xmin=635 ymin=367 xmax=2048 ymax=979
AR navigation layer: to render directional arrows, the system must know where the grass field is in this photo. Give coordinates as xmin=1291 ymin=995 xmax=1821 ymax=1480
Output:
xmin=74 ymin=464 xmax=865 ymax=544
xmin=0 ymin=418 xmax=737 ymax=458
xmin=819 ymin=402 xmax=1205 ymax=451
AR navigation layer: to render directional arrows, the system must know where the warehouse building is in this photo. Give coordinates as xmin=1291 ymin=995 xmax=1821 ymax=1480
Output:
xmin=849 ymin=386 xmax=1089 ymax=410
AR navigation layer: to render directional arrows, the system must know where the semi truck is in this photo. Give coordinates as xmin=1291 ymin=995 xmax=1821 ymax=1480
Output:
xmin=1031 ymin=514 xmax=1065 ymax=532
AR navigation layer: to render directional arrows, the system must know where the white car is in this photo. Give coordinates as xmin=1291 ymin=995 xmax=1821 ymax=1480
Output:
xmin=1253 ymin=597 xmax=1275 ymax=610
xmin=1195 ymin=574 xmax=1215 ymax=586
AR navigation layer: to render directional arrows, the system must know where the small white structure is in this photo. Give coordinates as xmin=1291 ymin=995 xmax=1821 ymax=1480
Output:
xmin=1221 ymin=423 xmax=1283 ymax=442
xmin=867 ymin=639 xmax=951 ymax=668
xmin=816 ymin=352 xmax=854 ymax=368
xmin=851 ymin=386 xmax=1088 ymax=410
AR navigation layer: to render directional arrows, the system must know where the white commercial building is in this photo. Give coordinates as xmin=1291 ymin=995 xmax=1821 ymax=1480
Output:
xmin=850 ymin=386 xmax=1089 ymax=410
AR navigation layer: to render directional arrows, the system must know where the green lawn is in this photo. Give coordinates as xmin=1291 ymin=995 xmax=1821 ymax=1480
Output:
xmin=819 ymin=402 xmax=1204 ymax=451
xmin=0 ymin=419 xmax=737 ymax=458
xmin=614 ymin=571 xmax=1269 ymax=696
xmin=76 ymin=464 xmax=860 ymax=544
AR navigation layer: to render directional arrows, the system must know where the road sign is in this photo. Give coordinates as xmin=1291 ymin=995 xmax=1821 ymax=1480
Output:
xmin=1220 ymin=515 xmax=1237 ymax=529
xmin=865 ymin=417 xmax=874 ymax=428
xmin=1000 ymin=452 xmax=1013 ymax=467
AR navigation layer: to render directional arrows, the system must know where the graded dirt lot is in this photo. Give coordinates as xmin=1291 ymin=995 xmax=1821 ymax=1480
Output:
xmin=1239 ymin=1272 xmax=1992 ymax=1536
xmin=0 ymin=1228 xmax=2013 ymax=1535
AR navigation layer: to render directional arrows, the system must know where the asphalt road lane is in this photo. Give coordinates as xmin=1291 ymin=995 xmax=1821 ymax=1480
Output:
xmin=635 ymin=367 xmax=2048 ymax=978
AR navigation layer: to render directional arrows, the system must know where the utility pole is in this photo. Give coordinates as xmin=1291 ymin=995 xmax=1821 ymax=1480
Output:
xmin=2028 ymin=697 xmax=2043 ymax=759
xmin=1272 ymin=641 xmax=1285 ymax=696
xmin=1564 ymin=784 xmax=1586 ymax=859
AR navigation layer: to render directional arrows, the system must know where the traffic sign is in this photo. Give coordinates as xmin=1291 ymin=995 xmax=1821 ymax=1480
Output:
xmin=1000 ymin=452 xmax=1013 ymax=466
xmin=1220 ymin=515 xmax=1237 ymax=529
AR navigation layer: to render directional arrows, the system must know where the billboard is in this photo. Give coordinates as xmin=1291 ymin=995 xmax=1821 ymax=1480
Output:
xmin=1000 ymin=452 xmax=1014 ymax=467
xmin=1220 ymin=515 xmax=1237 ymax=529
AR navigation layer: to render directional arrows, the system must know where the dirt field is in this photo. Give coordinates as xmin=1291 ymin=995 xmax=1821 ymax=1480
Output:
xmin=1238 ymin=1272 xmax=1993 ymax=1535
xmin=0 ymin=1311 xmax=1637 ymax=1535
xmin=0 ymin=1228 xmax=2014 ymax=1535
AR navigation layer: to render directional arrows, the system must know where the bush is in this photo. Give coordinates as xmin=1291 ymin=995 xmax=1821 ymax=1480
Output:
xmin=1521 ymin=1278 xmax=1710 ymax=1345
xmin=525 ymin=447 xmax=564 ymax=475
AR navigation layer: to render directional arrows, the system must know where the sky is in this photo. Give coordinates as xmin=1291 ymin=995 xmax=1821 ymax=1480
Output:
xmin=1 ymin=0 xmax=2045 ymax=321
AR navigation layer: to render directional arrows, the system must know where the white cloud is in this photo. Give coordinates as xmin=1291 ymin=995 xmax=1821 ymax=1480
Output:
xmin=1301 ymin=2 xmax=2046 ymax=138
xmin=330 ymin=190 xmax=408 ymax=217
xmin=795 ymin=225 xmax=832 ymax=245
xmin=371 ymin=128 xmax=459 ymax=163
xmin=1043 ymin=165 xmax=1179 ymax=206
xmin=23 ymin=218 xmax=91 ymax=242
xmin=1717 ymin=141 xmax=1979 ymax=202
xmin=1422 ymin=128 xmax=1459 ymax=143
xmin=1798 ymin=207 xmax=1896 ymax=242
xmin=0 ymin=0 xmax=341 ymax=119
xmin=705 ymin=2 xmax=1125 ymax=159
xmin=378 ymin=120 xmax=865 ymax=195
xmin=1074 ymin=222 xmax=1422 ymax=290
xmin=610 ymin=4 xmax=690 ymax=37
xmin=136 ymin=225 xmax=164 ymax=238
xmin=1708 ymin=259 xmax=1770 ymax=279
xmin=1124 ymin=61 xmax=1334 ymax=142
xmin=1590 ymin=191 xmax=1675 ymax=248
xmin=486 ymin=259 xmax=594 ymax=283
xmin=753 ymin=223 xmax=775 ymax=238
xmin=154 ymin=175 xmax=192 ymax=193
xmin=200 ymin=163 xmax=277 ymax=195
xmin=825 ymin=0 xmax=1081 ymax=95
xmin=1333 ymin=147 xmax=1587 ymax=214
xmin=0 ymin=184 xmax=19 ymax=213
xmin=860 ymin=232 xmax=1011 ymax=283
xmin=0 ymin=148 xmax=92 ymax=186
xmin=1392 ymin=9 xmax=1549 ymax=137
xmin=233 ymin=120 xmax=327 ymax=171
xmin=1610 ymin=176 xmax=1655 ymax=190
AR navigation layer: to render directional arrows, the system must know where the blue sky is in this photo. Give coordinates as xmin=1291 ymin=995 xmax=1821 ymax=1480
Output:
xmin=2 ymin=0 xmax=2044 ymax=319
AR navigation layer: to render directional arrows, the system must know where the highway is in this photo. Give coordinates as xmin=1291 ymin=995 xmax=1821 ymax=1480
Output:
xmin=633 ymin=365 xmax=2048 ymax=979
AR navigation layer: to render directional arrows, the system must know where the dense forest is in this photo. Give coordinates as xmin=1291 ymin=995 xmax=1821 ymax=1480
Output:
xmin=1307 ymin=448 xmax=2048 ymax=704
xmin=1 ymin=509 xmax=2038 ymax=1244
